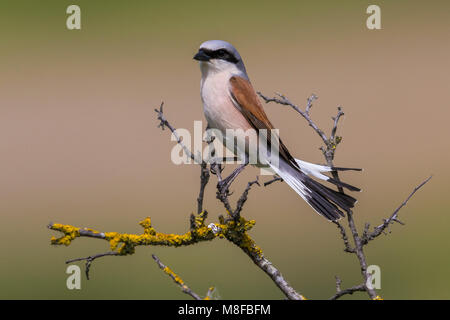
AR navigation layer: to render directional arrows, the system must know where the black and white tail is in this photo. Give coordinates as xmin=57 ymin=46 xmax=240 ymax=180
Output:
xmin=269 ymin=158 xmax=361 ymax=221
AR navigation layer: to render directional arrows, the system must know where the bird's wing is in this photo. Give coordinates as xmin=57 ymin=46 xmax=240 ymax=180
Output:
xmin=228 ymin=76 xmax=297 ymax=166
xmin=228 ymin=76 xmax=358 ymax=221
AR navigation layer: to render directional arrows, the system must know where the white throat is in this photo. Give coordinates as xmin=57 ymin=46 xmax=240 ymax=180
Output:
xmin=199 ymin=60 xmax=248 ymax=82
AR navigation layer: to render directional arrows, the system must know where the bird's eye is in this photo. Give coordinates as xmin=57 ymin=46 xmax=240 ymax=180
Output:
xmin=216 ymin=49 xmax=227 ymax=58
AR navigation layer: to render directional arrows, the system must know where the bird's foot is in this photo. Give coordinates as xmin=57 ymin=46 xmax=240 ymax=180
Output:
xmin=216 ymin=162 xmax=248 ymax=195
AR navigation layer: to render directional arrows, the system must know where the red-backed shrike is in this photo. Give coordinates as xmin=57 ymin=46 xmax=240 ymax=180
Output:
xmin=194 ymin=40 xmax=360 ymax=221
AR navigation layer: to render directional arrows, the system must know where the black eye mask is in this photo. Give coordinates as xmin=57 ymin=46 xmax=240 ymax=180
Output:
xmin=203 ymin=48 xmax=239 ymax=64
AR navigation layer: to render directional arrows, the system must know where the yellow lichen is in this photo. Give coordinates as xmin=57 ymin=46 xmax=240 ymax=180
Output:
xmin=139 ymin=217 xmax=157 ymax=235
xmin=239 ymin=233 xmax=263 ymax=258
xmin=105 ymin=232 xmax=121 ymax=251
xmin=49 ymin=212 xmax=261 ymax=262
xmin=82 ymin=227 xmax=100 ymax=233
xmin=49 ymin=224 xmax=80 ymax=246
xmin=163 ymin=266 xmax=184 ymax=285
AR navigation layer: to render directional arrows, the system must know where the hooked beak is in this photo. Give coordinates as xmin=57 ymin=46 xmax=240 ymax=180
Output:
xmin=193 ymin=49 xmax=211 ymax=61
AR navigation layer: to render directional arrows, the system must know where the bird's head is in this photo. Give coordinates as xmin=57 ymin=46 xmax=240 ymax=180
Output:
xmin=194 ymin=40 xmax=247 ymax=77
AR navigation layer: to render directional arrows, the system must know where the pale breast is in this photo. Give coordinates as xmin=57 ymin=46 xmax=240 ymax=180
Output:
xmin=200 ymin=72 xmax=264 ymax=165
xmin=201 ymin=72 xmax=252 ymax=133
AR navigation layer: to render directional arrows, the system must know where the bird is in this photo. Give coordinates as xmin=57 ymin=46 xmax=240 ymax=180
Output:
xmin=193 ymin=40 xmax=361 ymax=221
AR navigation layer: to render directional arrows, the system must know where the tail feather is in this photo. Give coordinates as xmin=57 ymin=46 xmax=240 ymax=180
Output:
xmin=331 ymin=166 xmax=362 ymax=172
xmin=270 ymin=159 xmax=358 ymax=221
xmin=295 ymin=159 xmax=362 ymax=173
xmin=327 ymin=177 xmax=361 ymax=192
xmin=303 ymin=176 xmax=357 ymax=212
xmin=295 ymin=158 xmax=362 ymax=192
xmin=314 ymin=181 xmax=358 ymax=209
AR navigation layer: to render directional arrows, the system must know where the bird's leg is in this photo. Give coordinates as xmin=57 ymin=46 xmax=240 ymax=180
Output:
xmin=217 ymin=161 xmax=249 ymax=194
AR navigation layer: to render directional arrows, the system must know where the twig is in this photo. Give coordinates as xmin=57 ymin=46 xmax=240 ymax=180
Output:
xmin=197 ymin=162 xmax=210 ymax=214
xmin=66 ymin=251 xmax=119 ymax=280
xmin=258 ymin=92 xmax=328 ymax=145
xmin=205 ymin=287 xmax=216 ymax=300
xmin=264 ymin=175 xmax=283 ymax=187
xmin=155 ymin=102 xmax=202 ymax=164
xmin=362 ymin=176 xmax=432 ymax=244
xmin=333 ymin=221 xmax=355 ymax=253
xmin=152 ymin=254 xmax=202 ymax=300
xmin=330 ymin=107 xmax=344 ymax=143
xmin=233 ymin=177 xmax=260 ymax=220
xmin=329 ymin=276 xmax=365 ymax=300
xmin=212 ymin=163 xmax=235 ymax=215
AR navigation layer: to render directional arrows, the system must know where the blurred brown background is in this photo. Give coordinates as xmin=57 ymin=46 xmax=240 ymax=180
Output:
xmin=1 ymin=0 xmax=449 ymax=299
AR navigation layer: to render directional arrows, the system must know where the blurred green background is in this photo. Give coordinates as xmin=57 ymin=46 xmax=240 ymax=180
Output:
xmin=1 ymin=0 xmax=449 ymax=299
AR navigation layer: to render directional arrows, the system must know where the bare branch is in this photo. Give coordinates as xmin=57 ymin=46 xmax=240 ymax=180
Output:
xmin=330 ymin=107 xmax=344 ymax=143
xmin=155 ymin=102 xmax=202 ymax=164
xmin=258 ymin=92 xmax=328 ymax=145
xmin=255 ymin=256 xmax=306 ymax=300
xmin=263 ymin=175 xmax=283 ymax=187
xmin=197 ymin=162 xmax=210 ymax=214
xmin=333 ymin=221 xmax=355 ymax=253
xmin=329 ymin=276 xmax=365 ymax=300
xmin=233 ymin=177 xmax=260 ymax=220
xmin=362 ymin=176 xmax=432 ymax=244
xmin=212 ymin=163 xmax=235 ymax=215
xmin=66 ymin=251 xmax=119 ymax=280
